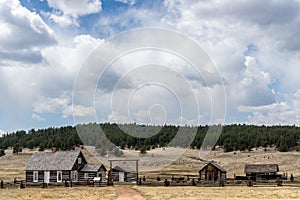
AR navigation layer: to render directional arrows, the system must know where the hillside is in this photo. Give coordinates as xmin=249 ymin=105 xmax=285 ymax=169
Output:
xmin=1 ymin=146 xmax=300 ymax=182
xmin=1 ymin=123 xmax=300 ymax=155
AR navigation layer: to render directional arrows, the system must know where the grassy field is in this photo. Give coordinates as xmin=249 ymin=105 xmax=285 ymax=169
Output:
xmin=134 ymin=186 xmax=300 ymax=200
xmin=0 ymin=187 xmax=118 ymax=200
xmin=1 ymin=147 xmax=300 ymax=199
xmin=0 ymin=186 xmax=299 ymax=200
xmin=0 ymin=148 xmax=31 ymax=181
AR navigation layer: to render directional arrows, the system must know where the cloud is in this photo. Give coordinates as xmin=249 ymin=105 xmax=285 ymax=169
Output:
xmin=0 ymin=0 xmax=56 ymax=66
xmin=231 ymin=56 xmax=275 ymax=107
xmin=238 ymin=90 xmax=300 ymax=125
xmin=71 ymin=27 xmax=229 ymax=130
xmin=188 ymin=0 xmax=300 ymax=26
xmin=115 ymin=0 xmax=136 ymax=6
xmin=0 ymin=30 xmax=102 ymax=131
xmin=107 ymin=111 xmax=131 ymax=124
xmin=0 ymin=129 xmax=7 ymax=137
xmin=33 ymin=95 xmax=94 ymax=118
xmin=93 ymin=2 xmax=167 ymax=37
xmin=1 ymin=0 xmax=300 ymax=132
xmin=162 ymin=0 xmax=300 ymax=125
xmin=32 ymin=113 xmax=45 ymax=121
xmin=46 ymin=0 xmax=102 ymax=27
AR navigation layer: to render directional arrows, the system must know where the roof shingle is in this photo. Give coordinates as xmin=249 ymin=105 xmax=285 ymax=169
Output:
xmin=81 ymin=164 xmax=106 ymax=172
xmin=245 ymin=164 xmax=279 ymax=173
xmin=25 ymin=151 xmax=81 ymax=171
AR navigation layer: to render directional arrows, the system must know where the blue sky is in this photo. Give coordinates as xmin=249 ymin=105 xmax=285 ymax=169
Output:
xmin=1 ymin=0 xmax=300 ymax=133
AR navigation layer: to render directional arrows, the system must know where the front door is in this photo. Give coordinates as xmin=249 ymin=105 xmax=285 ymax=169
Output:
xmin=119 ymin=172 xmax=124 ymax=182
xmin=101 ymin=171 xmax=106 ymax=182
xmin=44 ymin=171 xmax=50 ymax=183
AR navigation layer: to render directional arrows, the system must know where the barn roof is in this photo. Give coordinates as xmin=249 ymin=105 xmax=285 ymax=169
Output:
xmin=199 ymin=162 xmax=227 ymax=172
xmin=112 ymin=165 xmax=136 ymax=173
xmin=25 ymin=150 xmax=81 ymax=171
xmin=81 ymin=164 xmax=107 ymax=172
xmin=245 ymin=164 xmax=279 ymax=173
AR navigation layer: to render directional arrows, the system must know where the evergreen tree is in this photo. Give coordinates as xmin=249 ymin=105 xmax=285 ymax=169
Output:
xmin=0 ymin=149 xmax=5 ymax=157
xmin=13 ymin=143 xmax=22 ymax=154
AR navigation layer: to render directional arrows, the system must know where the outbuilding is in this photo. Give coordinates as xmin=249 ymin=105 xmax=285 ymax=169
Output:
xmin=199 ymin=162 xmax=226 ymax=182
xmin=244 ymin=164 xmax=280 ymax=180
xmin=110 ymin=166 xmax=137 ymax=182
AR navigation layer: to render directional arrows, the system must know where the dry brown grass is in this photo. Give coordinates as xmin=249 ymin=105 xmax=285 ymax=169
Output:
xmin=0 ymin=187 xmax=118 ymax=200
xmin=158 ymin=147 xmax=300 ymax=178
xmin=1 ymin=147 xmax=300 ymax=199
xmin=134 ymin=186 xmax=300 ymax=200
xmin=0 ymin=149 xmax=32 ymax=181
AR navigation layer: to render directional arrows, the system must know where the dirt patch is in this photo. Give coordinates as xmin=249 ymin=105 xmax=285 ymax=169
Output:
xmin=117 ymin=186 xmax=146 ymax=200
xmin=0 ymin=187 xmax=118 ymax=200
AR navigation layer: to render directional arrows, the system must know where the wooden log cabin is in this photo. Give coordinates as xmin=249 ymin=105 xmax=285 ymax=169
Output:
xmin=80 ymin=164 xmax=107 ymax=183
xmin=110 ymin=166 xmax=137 ymax=182
xmin=244 ymin=164 xmax=280 ymax=180
xmin=25 ymin=149 xmax=106 ymax=184
xmin=199 ymin=162 xmax=226 ymax=182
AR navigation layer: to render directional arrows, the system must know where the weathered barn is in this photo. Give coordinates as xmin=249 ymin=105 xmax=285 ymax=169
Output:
xmin=110 ymin=166 xmax=137 ymax=182
xmin=199 ymin=162 xmax=226 ymax=182
xmin=245 ymin=164 xmax=279 ymax=180
xmin=25 ymin=150 xmax=106 ymax=183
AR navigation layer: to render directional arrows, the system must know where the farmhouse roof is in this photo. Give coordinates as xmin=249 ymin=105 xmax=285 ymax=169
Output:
xmin=81 ymin=164 xmax=107 ymax=172
xmin=199 ymin=162 xmax=227 ymax=172
xmin=25 ymin=150 xmax=81 ymax=171
xmin=112 ymin=165 xmax=136 ymax=173
xmin=244 ymin=164 xmax=279 ymax=173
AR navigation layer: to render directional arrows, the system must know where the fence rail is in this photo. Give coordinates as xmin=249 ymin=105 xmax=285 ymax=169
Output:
xmin=1 ymin=176 xmax=300 ymax=189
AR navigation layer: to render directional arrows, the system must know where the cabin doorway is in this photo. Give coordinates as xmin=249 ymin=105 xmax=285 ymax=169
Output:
xmin=119 ymin=172 xmax=125 ymax=182
xmin=44 ymin=171 xmax=50 ymax=183
xmin=208 ymin=172 xmax=212 ymax=181
xmin=101 ymin=171 xmax=106 ymax=182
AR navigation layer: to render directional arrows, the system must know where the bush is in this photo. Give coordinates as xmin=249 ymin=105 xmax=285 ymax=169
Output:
xmin=139 ymin=146 xmax=148 ymax=154
xmin=0 ymin=149 xmax=5 ymax=157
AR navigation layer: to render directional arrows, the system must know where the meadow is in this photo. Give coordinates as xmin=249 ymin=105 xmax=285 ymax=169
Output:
xmin=1 ymin=147 xmax=300 ymax=199
xmin=0 ymin=185 xmax=300 ymax=200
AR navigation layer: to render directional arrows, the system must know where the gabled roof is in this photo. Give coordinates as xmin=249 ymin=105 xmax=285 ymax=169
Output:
xmin=245 ymin=164 xmax=279 ymax=173
xmin=199 ymin=162 xmax=226 ymax=172
xmin=81 ymin=164 xmax=107 ymax=172
xmin=112 ymin=165 xmax=136 ymax=173
xmin=25 ymin=150 xmax=81 ymax=171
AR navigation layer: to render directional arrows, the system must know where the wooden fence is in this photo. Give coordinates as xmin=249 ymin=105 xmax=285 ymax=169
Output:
xmin=2 ymin=176 xmax=300 ymax=189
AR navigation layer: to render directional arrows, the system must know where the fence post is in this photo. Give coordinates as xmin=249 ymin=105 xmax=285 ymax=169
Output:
xmin=20 ymin=181 xmax=25 ymax=189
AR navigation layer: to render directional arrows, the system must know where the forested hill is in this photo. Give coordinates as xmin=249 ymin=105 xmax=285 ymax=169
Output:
xmin=0 ymin=123 xmax=299 ymax=155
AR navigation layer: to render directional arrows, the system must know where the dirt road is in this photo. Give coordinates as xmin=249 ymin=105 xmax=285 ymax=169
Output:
xmin=117 ymin=186 xmax=146 ymax=200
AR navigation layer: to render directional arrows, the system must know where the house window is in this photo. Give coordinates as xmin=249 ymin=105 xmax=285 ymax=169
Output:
xmin=78 ymin=158 xmax=82 ymax=164
xmin=84 ymin=173 xmax=89 ymax=179
xmin=72 ymin=171 xmax=78 ymax=182
xmin=57 ymin=171 xmax=62 ymax=182
xmin=33 ymin=171 xmax=38 ymax=182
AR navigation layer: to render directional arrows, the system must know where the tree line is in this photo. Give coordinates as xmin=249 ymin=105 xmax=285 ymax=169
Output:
xmin=0 ymin=123 xmax=299 ymax=157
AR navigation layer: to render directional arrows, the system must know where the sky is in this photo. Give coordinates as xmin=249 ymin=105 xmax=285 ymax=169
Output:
xmin=1 ymin=0 xmax=300 ymax=133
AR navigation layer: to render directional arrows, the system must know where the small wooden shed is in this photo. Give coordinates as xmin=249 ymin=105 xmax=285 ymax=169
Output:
xmin=110 ymin=166 xmax=137 ymax=182
xmin=245 ymin=164 xmax=279 ymax=180
xmin=80 ymin=164 xmax=107 ymax=182
xmin=199 ymin=162 xmax=226 ymax=182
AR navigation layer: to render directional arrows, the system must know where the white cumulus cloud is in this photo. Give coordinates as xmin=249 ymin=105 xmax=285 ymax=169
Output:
xmin=0 ymin=0 xmax=56 ymax=66
xmin=46 ymin=0 xmax=102 ymax=27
